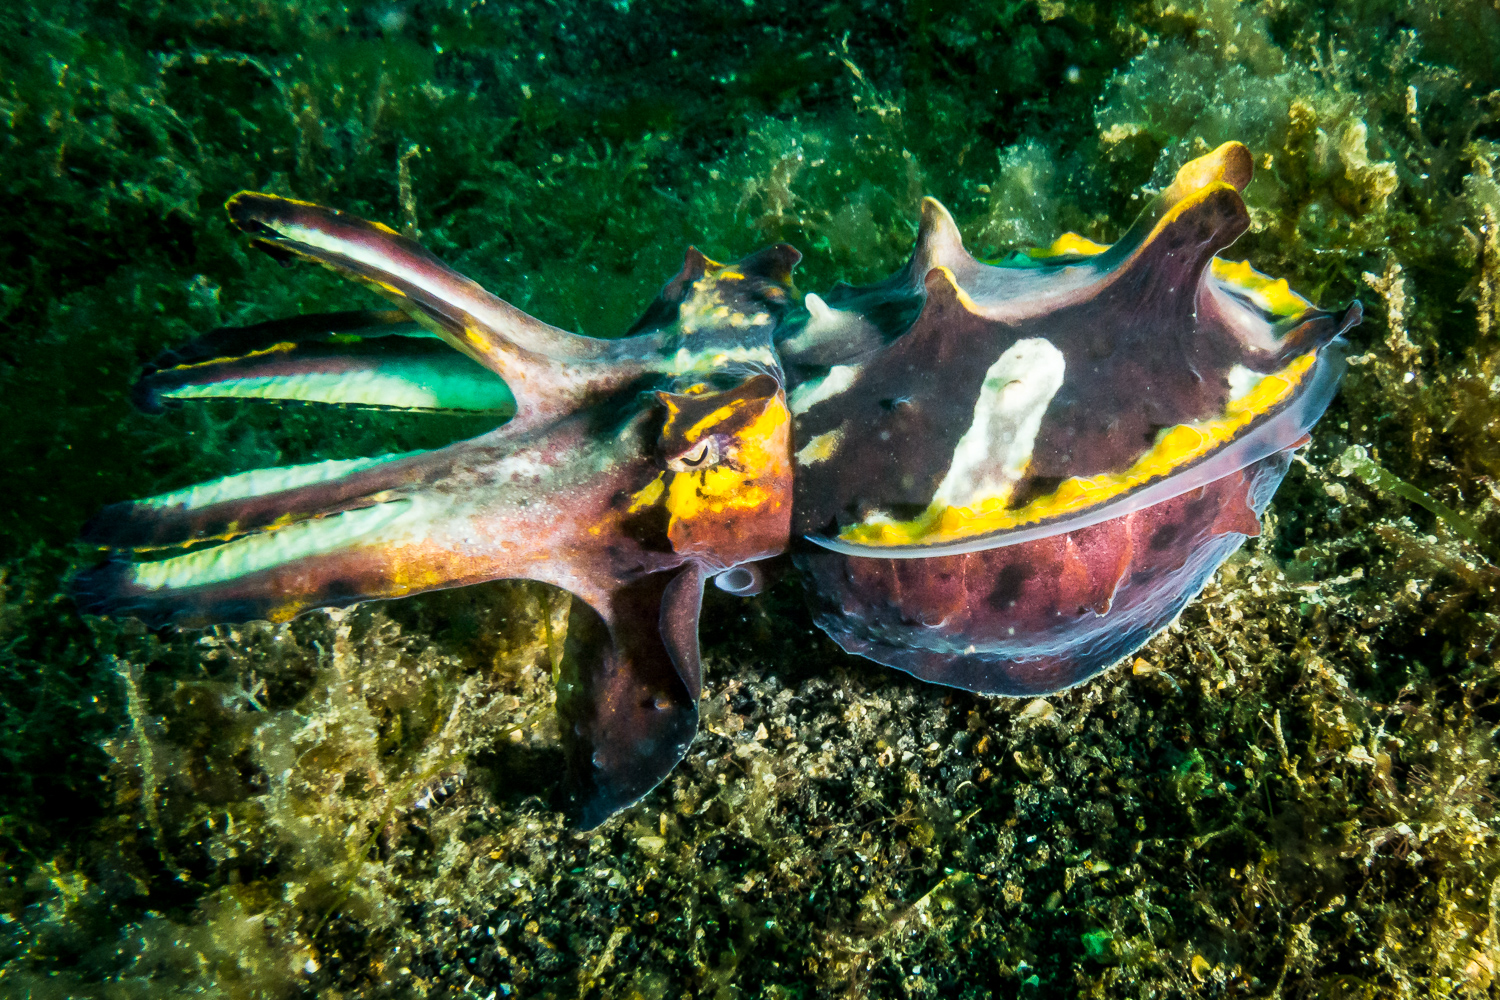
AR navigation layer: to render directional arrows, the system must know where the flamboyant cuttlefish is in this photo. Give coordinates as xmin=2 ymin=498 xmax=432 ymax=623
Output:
xmin=74 ymin=142 xmax=1361 ymax=825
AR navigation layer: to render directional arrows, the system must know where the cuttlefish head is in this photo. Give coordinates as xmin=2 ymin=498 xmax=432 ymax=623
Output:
xmin=638 ymin=372 xmax=794 ymax=569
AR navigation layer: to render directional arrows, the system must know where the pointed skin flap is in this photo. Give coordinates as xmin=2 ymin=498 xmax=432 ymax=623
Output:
xmin=792 ymin=266 xmax=1016 ymax=537
xmin=625 ymin=243 xmax=802 ymax=339
xmin=909 ymin=197 xmax=969 ymax=279
xmin=624 ymin=246 xmax=722 ymax=335
xmin=1100 ymin=141 xmax=1253 ymax=270
xmin=733 ymin=243 xmax=802 ymax=286
xmin=791 ymin=197 xmax=964 ymax=356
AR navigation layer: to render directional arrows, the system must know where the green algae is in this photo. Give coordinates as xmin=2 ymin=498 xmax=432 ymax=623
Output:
xmin=1 ymin=0 xmax=1500 ymax=997
xmin=1335 ymin=444 xmax=1489 ymax=555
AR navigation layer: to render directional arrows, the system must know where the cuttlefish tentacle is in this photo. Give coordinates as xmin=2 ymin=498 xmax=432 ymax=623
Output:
xmin=131 ymin=309 xmax=515 ymax=416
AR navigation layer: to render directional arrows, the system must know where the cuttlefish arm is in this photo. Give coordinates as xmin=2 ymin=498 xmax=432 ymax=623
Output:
xmin=132 ymin=309 xmax=515 ymax=416
xmin=74 ymin=374 xmax=793 ymax=826
xmin=558 ymin=563 xmax=705 ymax=827
xmin=78 ymin=184 xmax=801 ymax=825
xmin=226 ymin=193 xmax=663 ymax=434
xmin=74 ymin=403 xmax=700 ymax=824
xmin=73 ymin=408 xmax=670 ymax=624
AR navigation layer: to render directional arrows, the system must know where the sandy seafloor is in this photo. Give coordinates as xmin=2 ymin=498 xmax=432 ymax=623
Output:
xmin=3 ymin=0 xmax=1500 ymax=996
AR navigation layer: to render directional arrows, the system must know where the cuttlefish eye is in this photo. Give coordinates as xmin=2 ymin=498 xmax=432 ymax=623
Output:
xmin=667 ymin=438 xmax=721 ymax=472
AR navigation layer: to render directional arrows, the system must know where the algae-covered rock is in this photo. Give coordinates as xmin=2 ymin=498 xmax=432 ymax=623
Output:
xmin=2 ymin=0 xmax=1500 ymax=996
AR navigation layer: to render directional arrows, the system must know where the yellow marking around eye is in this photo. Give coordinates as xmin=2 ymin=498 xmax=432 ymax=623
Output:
xmin=658 ymin=395 xmax=688 ymax=437
xmin=1026 ymin=233 xmax=1111 ymax=259
xmin=666 ymin=467 xmax=770 ymax=519
xmin=664 ymin=400 xmax=789 ymax=523
xmin=1211 ymin=259 xmax=1310 ymax=318
xmin=840 ymin=352 xmax=1318 ymax=547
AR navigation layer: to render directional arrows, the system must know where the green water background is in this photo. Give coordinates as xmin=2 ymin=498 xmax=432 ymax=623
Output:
xmin=2 ymin=0 xmax=1499 ymax=996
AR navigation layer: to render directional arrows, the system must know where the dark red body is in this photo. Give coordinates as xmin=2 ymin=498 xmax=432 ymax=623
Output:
xmin=797 ymin=451 xmax=1291 ymax=695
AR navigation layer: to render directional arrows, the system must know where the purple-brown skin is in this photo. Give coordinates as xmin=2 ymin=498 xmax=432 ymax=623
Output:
xmin=72 ymin=141 xmax=1358 ymax=826
xmin=788 ymin=146 xmax=1358 ymax=540
xmin=780 ymin=142 xmax=1358 ymax=697
xmin=797 ymin=451 xmax=1291 ymax=696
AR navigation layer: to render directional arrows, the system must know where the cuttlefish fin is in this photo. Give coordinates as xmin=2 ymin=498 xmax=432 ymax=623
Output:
xmin=133 ymin=310 xmax=515 ymax=416
xmin=558 ymin=564 xmax=705 ymax=828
